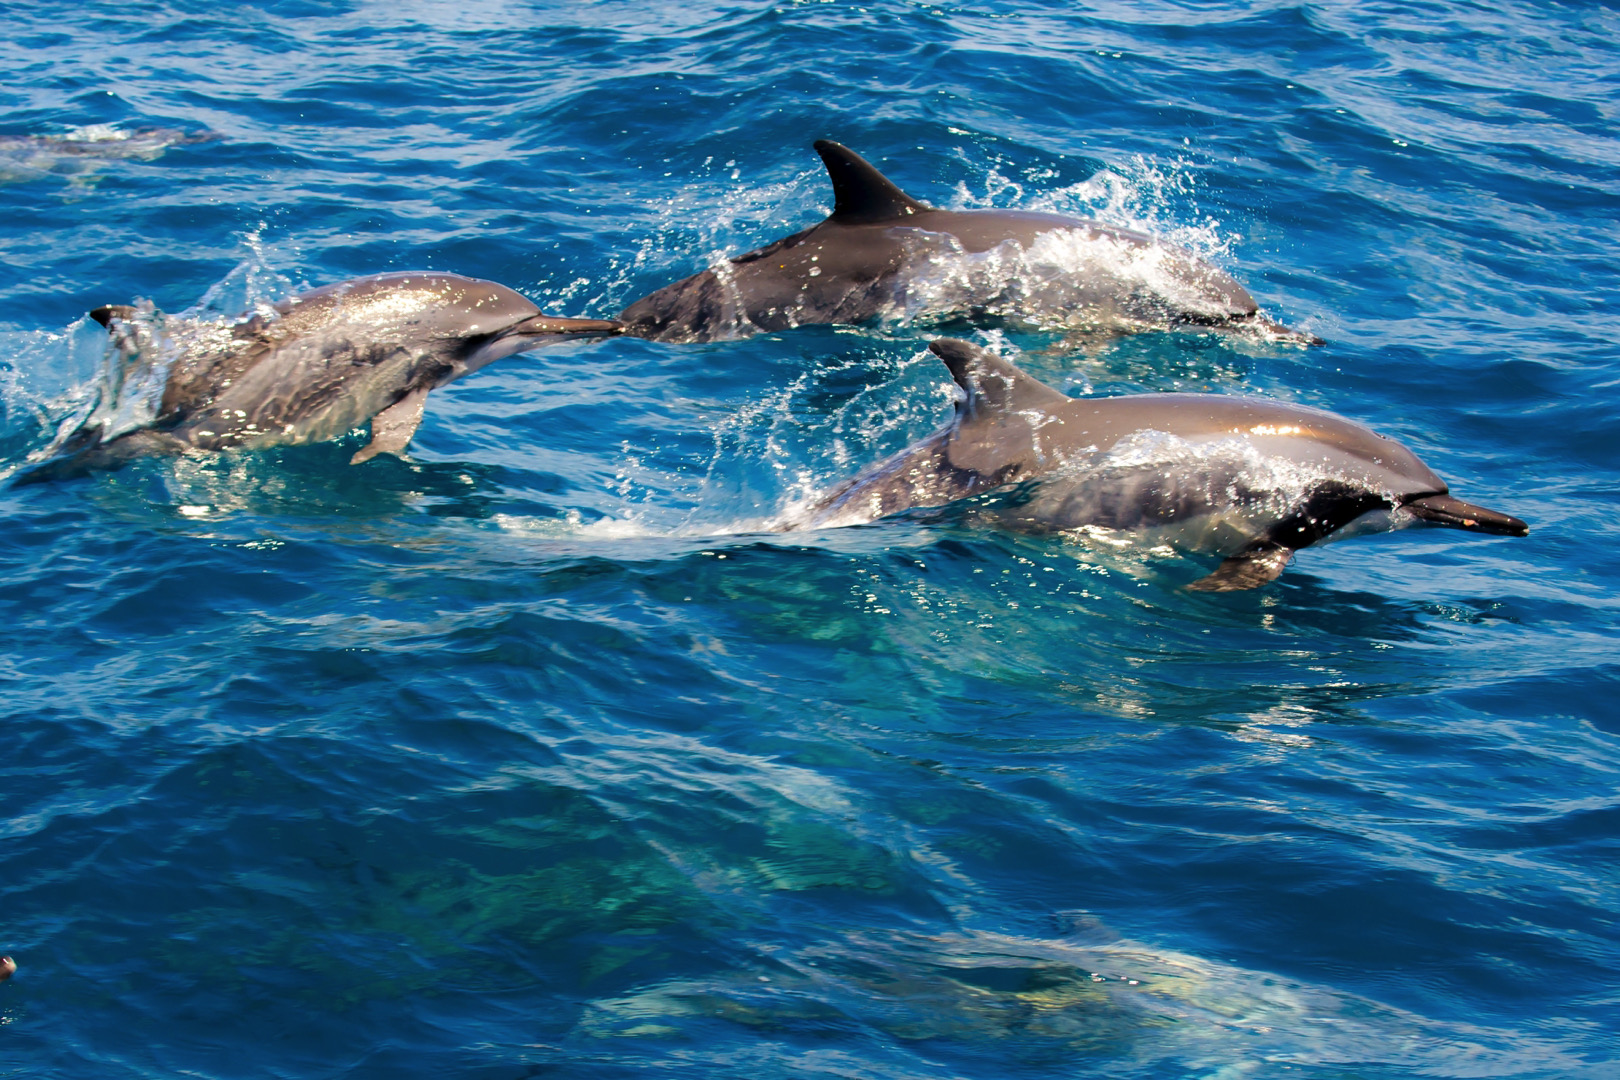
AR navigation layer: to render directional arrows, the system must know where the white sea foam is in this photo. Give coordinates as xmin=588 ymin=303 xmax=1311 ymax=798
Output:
xmin=894 ymin=225 xmax=1239 ymax=332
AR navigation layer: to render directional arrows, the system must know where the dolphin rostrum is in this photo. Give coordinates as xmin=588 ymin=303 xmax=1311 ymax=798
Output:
xmin=799 ymin=338 xmax=1525 ymax=590
xmin=21 ymin=272 xmax=621 ymax=481
xmin=622 ymin=141 xmax=1318 ymax=345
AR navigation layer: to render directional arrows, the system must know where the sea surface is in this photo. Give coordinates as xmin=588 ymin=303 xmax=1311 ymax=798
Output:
xmin=2 ymin=2 xmax=1617 ymax=1077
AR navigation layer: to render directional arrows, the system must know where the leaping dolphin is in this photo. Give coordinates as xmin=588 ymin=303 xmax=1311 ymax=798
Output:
xmin=20 ymin=272 xmax=621 ymax=482
xmin=622 ymin=141 xmax=1318 ymax=345
xmin=798 ymin=339 xmax=1525 ymax=591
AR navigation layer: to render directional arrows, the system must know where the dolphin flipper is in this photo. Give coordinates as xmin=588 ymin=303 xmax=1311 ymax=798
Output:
xmin=1188 ymin=545 xmax=1293 ymax=592
xmin=1188 ymin=480 xmax=1395 ymax=591
xmin=351 ymin=385 xmax=428 ymax=464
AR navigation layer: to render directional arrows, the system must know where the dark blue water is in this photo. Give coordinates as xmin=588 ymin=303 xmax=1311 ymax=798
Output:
xmin=2 ymin=2 xmax=1617 ymax=1076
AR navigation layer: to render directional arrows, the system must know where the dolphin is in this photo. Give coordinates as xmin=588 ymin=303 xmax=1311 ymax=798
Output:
xmin=19 ymin=272 xmax=621 ymax=482
xmin=798 ymin=339 xmax=1526 ymax=590
xmin=621 ymin=140 xmax=1317 ymax=345
xmin=0 ymin=125 xmax=220 ymax=184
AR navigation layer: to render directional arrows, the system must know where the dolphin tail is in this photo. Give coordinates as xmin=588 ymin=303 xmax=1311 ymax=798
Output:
xmin=1403 ymin=494 xmax=1528 ymax=536
xmin=12 ymin=429 xmax=187 ymax=485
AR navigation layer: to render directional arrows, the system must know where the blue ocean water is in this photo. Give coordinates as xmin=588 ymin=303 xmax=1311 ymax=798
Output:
xmin=2 ymin=0 xmax=1617 ymax=1076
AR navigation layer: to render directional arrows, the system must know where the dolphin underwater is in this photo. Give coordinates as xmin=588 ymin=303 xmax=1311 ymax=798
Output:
xmin=0 ymin=125 xmax=220 ymax=185
xmin=621 ymin=140 xmax=1318 ymax=345
xmin=799 ymin=339 xmax=1526 ymax=591
xmin=20 ymin=272 xmax=621 ymax=481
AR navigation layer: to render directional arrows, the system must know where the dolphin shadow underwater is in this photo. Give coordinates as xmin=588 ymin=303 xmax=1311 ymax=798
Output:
xmin=622 ymin=140 xmax=1320 ymax=346
xmin=17 ymin=272 xmax=622 ymax=483
xmin=792 ymin=339 xmax=1526 ymax=591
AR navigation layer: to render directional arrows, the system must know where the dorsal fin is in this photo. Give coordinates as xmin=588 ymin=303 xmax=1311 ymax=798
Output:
xmin=928 ymin=338 xmax=1071 ymax=476
xmin=930 ymin=338 xmax=1071 ymax=419
xmin=814 ymin=140 xmax=931 ymax=224
xmin=89 ymin=304 xmax=138 ymax=328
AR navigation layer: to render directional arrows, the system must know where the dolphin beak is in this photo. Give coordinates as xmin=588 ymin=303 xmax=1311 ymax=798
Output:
xmin=511 ymin=314 xmax=624 ymax=336
xmin=1404 ymin=493 xmax=1528 ymax=536
xmin=1251 ymin=315 xmax=1326 ymax=347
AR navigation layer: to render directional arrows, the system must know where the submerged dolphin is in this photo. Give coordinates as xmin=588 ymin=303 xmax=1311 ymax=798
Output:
xmin=0 ymin=125 xmax=220 ymax=185
xmin=799 ymin=339 xmax=1525 ymax=590
xmin=21 ymin=272 xmax=620 ymax=481
xmin=622 ymin=140 xmax=1316 ymax=344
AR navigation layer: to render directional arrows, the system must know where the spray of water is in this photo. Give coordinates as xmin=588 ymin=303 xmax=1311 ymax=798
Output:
xmin=0 ymin=228 xmax=300 ymax=482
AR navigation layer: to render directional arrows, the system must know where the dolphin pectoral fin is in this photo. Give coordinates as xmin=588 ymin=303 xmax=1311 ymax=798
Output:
xmin=1188 ymin=482 xmax=1390 ymax=591
xmin=351 ymin=386 xmax=428 ymax=465
xmin=1187 ymin=545 xmax=1293 ymax=592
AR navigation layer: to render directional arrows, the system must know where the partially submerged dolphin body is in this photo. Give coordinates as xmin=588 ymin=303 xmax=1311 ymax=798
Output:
xmin=622 ymin=141 xmax=1317 ymax=345
xmin=799 ymin=339 xmax=1526 ymax=590
xmin=21 ymin=272 xmax=621 ymax=481
xmin=0 ymin=125 xmax=220 ymax=185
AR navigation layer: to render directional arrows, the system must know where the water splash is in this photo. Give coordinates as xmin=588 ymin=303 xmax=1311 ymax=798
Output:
xmin=568 ymin=164 xmax=828 ymax=316
xmin=894 ymin=226 xmax=1245 ymax=333
xmin=0 ymin=232 xmax=301 ymax=481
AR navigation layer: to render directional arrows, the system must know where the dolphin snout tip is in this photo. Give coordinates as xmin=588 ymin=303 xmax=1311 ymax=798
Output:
xmin=1251 ymin=315 xmax=1324 ymax=346
xmin=1405 ymin=494 xmax=1528 ymax=537
xmin=522 ymin=315 xmax=625 ymax=336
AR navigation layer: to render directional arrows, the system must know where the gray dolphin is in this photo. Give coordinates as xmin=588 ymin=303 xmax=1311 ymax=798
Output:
xmin=20 ymin=272 xmax=621 ymax=481
xmin=0 ymin=125 xmax=220 ymax=184
xmin=799 ymin=338 xmax=1525 ymax=590
xmin=622 ymin=141 xmax=1317 ymax=345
